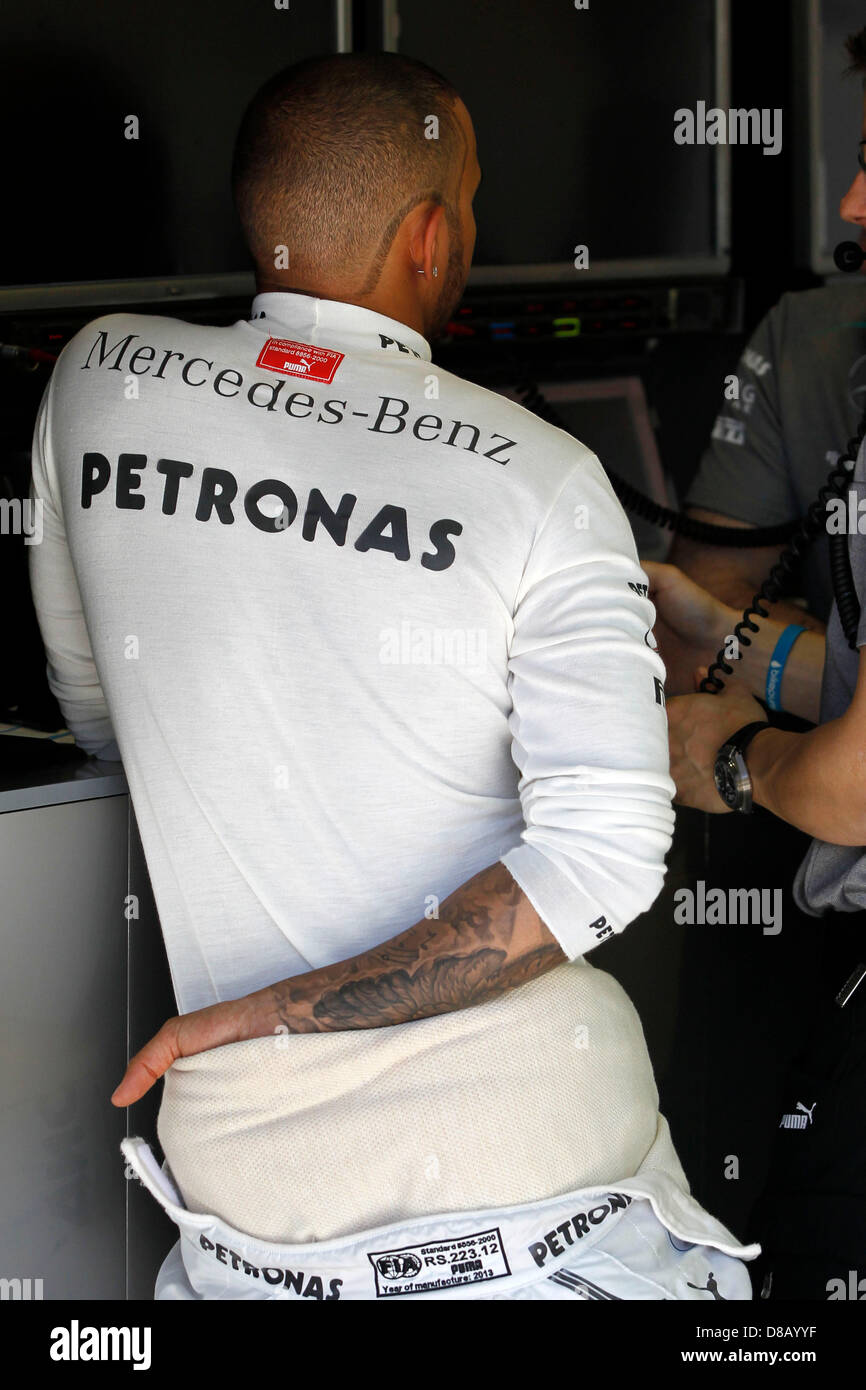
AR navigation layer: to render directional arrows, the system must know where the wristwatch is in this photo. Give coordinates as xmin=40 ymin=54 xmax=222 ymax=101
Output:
xmin=712 ymin=720 xmax=771 ymax=814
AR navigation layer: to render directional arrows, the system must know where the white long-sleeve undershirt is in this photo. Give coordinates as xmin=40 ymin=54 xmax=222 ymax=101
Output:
xmin=29 ymin=292 xmax=676 ymax=1013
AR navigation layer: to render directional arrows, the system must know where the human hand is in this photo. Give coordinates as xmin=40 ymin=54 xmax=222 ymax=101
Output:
xmin=642 ymin=560 xmax=736 ymax=696
xmin=110 ymin=992 xmax=272 ymax=1107
xmin=665 ymin=665 xmax=768 ymax=813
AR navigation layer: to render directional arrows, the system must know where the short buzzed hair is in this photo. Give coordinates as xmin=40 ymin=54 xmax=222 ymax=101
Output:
xmin=232 ymin=53 xmax=466 ymax=290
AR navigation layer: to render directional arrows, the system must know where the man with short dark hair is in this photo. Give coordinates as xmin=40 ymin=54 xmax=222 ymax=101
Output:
xmin=231 ymin=54 xmax=470 ymax=339
xmin=30 ymin=53 xmax=755 ymax=1300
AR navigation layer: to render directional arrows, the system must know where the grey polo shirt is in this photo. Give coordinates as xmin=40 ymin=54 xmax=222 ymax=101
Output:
xmin=686 ymin=282 xmax=866 ymax=622
xmin=792 ymin=435 xmax=866 ymax=916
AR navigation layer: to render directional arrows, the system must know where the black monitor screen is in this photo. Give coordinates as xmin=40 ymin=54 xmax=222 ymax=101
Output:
xmin=396 ymin=0 xmax=725 ymax=274
xmin=2 ymin=0 xmax=336 ymax=288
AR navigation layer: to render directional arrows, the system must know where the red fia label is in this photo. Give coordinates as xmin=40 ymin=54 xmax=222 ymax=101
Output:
xmin=255 ymin=337 xmax=344 ymax=384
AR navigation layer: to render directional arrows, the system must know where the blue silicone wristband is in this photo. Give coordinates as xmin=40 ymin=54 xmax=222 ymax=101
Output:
xmin=765 ymin=624 xmax=807 ymax=711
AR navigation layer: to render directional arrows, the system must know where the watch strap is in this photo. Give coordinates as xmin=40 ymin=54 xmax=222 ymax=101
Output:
xmin=720 ymin=720 xmax=770 ymax=757
xmin=714 ymin=720 xmax=770 ymax=815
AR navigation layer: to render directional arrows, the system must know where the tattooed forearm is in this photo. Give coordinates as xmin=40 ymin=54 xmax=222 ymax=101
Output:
xmin=265 ymin=861 xmax=566 ymax=1034
xmin=308 ymin=944 xmax=564 ymax=1028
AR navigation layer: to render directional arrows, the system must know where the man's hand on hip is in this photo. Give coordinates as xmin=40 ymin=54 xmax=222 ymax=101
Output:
xmin=111 ymin=862 xmax=565 ymax=1107
xmin=110 ymin=993 xmax=273 ymax=1109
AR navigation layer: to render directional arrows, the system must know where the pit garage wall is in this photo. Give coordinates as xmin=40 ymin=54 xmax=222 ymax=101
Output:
xmin=0 ymin=791 xmax=176 ymax=1300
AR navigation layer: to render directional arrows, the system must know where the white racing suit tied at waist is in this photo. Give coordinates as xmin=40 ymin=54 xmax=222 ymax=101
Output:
xmin=123 ymin=963 xmax=759 ymax=1300
xmin=122 ymin=1135 xmax=758 ymax=1301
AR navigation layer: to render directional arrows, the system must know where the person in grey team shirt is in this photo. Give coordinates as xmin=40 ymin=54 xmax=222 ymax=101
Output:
xmin=645 ymin=24 xmax=866 ymax=1298
xmin=669 ymin=284 xmax=866 ymax=636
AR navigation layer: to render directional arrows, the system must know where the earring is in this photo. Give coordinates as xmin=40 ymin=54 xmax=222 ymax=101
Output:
xmin=416 ymin=267 xmax=425 ymax=274
xmin=432 ymin=265 xmax=438 ymax=277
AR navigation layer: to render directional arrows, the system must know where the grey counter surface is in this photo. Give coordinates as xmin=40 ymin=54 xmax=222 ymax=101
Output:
xmin=0 ymin=735 xmax=128 ymax=812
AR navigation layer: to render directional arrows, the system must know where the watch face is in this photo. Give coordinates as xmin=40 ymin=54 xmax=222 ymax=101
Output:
xmin=713 ymin=754 xmax=740 ymax=810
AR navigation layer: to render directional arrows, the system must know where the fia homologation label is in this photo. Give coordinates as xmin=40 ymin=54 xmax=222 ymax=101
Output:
xmin=368 ymin=1227 xmax=511 ymax=1298
xmin=255 ymin=337 xmax=345 ymax=384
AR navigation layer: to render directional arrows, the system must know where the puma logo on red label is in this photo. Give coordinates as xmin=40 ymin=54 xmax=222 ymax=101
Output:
xmin=256 ymin=337 xmax=344 ymax=384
